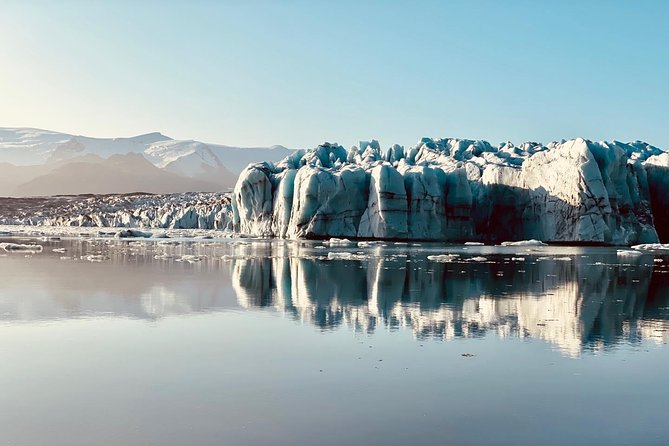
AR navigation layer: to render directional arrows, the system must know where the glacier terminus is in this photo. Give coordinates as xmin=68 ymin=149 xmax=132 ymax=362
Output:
xmin=232 ymin=137 xmax=669 ymax=245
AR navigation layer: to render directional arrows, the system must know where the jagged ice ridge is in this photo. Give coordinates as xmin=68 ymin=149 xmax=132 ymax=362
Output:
xmin=0 ymin=192 xmax=233 ymax=230
xmin=232 ymin=137 xmax=669 ymax=245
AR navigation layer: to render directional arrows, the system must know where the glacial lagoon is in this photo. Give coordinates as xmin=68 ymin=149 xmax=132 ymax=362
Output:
xmin=1 ymin=234 xmax=668 ymax=445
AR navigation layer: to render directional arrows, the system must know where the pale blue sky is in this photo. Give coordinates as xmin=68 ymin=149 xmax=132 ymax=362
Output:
xmin=1 ymin=0 xmax=667 ymax=149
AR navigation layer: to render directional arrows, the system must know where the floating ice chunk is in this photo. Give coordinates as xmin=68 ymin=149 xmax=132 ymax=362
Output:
xmin=328 ymin=252 xmax=352 ymax=260
xmin=469 ymin=256 xmax=488 ymax=262
xmin=511 ymin=257 xmax=526 ymax=261
xmin=52 ymin=248 xmax=67 ymax=253
xmin=357 ymin=241 xmax=386 ymax=247
xmin=553 ymin=257 xmax=572 ymax=261
xmin=464 ymin=242 xmax=484 ymax=246
xmin=500 ymin=239 xmax=547 ymax=246
xmin=176 ymin=255 xmax=202 ymax=263
xmin=115 ymin=229 xmax=153 ymax=238
xmin=82 ymin=254 xmax=107 ymax=262
xmin=327 ymin=252 xmax=368 ymax=260
xmin=617 ymin=249 xmax=643 ymax=256
xmin=324 ymin=238 xmax=354 ymax=246
xmin=1 ymin=243 xmax=43 ymax=253
xmin=654 ymin=258 xmax=664 ymax=263
xmin=631 ymin=243 xmax=669 ymax=251
xmin=427 ymin=254 xmax=460 ymax=262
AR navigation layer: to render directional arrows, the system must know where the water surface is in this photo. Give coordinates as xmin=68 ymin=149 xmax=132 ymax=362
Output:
xmin=1 ymin=235 xmax=668 ymax=445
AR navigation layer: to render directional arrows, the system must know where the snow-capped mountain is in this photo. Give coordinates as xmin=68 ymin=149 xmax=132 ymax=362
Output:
xmin=0 ymin=127 xmax=291 ymax=173
xmin=7 ymin=154 xmax=225 ymax=196
xmin=0 ymin=127 xmax=292 ymax=196
xmin=143 ymin=139 xmax=292 ymax=175
xmin=46 ymin=132 xmax=171 ymax=164
xmin=143 ymin=139 xmax=237 ymax=186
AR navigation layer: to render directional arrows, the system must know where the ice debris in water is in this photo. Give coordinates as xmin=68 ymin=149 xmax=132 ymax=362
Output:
xmin=115 ymin=229 xmax=153 ymax=238
xmin=154 ymin=254 xmax=173 ymax=260
xmin=327 ymin=252 xmax=368 ymax=261
xmin=500 ymin=240 xmax=547 ymax=246
xmin=427 ymin=254 xmax=460 ymax=262
xmin=617 ymin=249 xmax=644 ymax=256
xmin=176 ymin=255 xmax=203 ymax=263
xmin=357 ymin=241 xmax=386 ymax=247
xmin=1 ymin=242 xmax=43 ymax=253
xmin=82 ymin=254 xmax=107 ymax=262
xmin=323 ymin=238 xmax=354 ymax=246
xmin=632 ymin=243 xmax=669 ymax=251
xmin=464 ymin=242 xmax=484 ymax=246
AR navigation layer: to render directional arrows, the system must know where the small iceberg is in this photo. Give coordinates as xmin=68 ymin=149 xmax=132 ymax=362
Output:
xmin=631 ymin=243 xmax=669 ymax=251
xmin=617 ymin=249 xmax=644 ymax=257
xmin=427 ymin=254 xmax=460 ymax=262
xmin=1 ymin=243 xmax=43 ymax=253
xmin=323 ymin=238 xmax=354 ymax=246
xmin=114 ymin=229 xmax=153 ymax=238
xmin=500 ymin=239 xmax=547 ymax=246
xmin=327 ymin=252 xmax=368 ymax=261
xmin=469 ymin=256 xmax=488 ymax=262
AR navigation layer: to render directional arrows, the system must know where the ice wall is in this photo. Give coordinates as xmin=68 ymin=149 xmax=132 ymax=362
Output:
xmin=233 ymin=138 xmax=666 ymax=245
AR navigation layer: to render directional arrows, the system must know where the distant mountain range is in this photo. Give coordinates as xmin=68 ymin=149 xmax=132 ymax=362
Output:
xmin=0 ymin=128 xmax=292 ymax=196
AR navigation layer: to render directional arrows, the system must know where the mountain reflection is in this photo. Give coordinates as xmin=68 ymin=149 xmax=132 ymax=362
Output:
xmin=230 ymin=243 xmax=669 ymax=357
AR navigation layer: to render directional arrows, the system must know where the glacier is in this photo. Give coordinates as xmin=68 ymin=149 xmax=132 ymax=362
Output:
xmin=0 ymin=192 xmax=233 ymax=230
xmin=232 ymin=137 xmax=668 ymax=245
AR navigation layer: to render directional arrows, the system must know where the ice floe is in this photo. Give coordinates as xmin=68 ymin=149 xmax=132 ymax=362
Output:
xmin=0 ymin=242 xmax=43 ymax=253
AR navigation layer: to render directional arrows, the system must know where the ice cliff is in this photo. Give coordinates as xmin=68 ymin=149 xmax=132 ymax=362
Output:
xmin=232 ymin=138 xmax=669 ymax=245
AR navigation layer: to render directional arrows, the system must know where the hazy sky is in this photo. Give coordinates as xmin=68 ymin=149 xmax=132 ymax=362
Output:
xmin=1 ymin=0 xmax=668 ymax=149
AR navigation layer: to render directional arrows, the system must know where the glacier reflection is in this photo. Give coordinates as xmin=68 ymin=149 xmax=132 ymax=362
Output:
xmin=1 ymin=236 xmax=669 ymax=357
xmin=230 ymin=243 xmax=669 ymax=357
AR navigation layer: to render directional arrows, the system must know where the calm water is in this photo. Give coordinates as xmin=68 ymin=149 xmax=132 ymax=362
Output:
xmin=1 ymin=235 xmax=668 ymax=446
